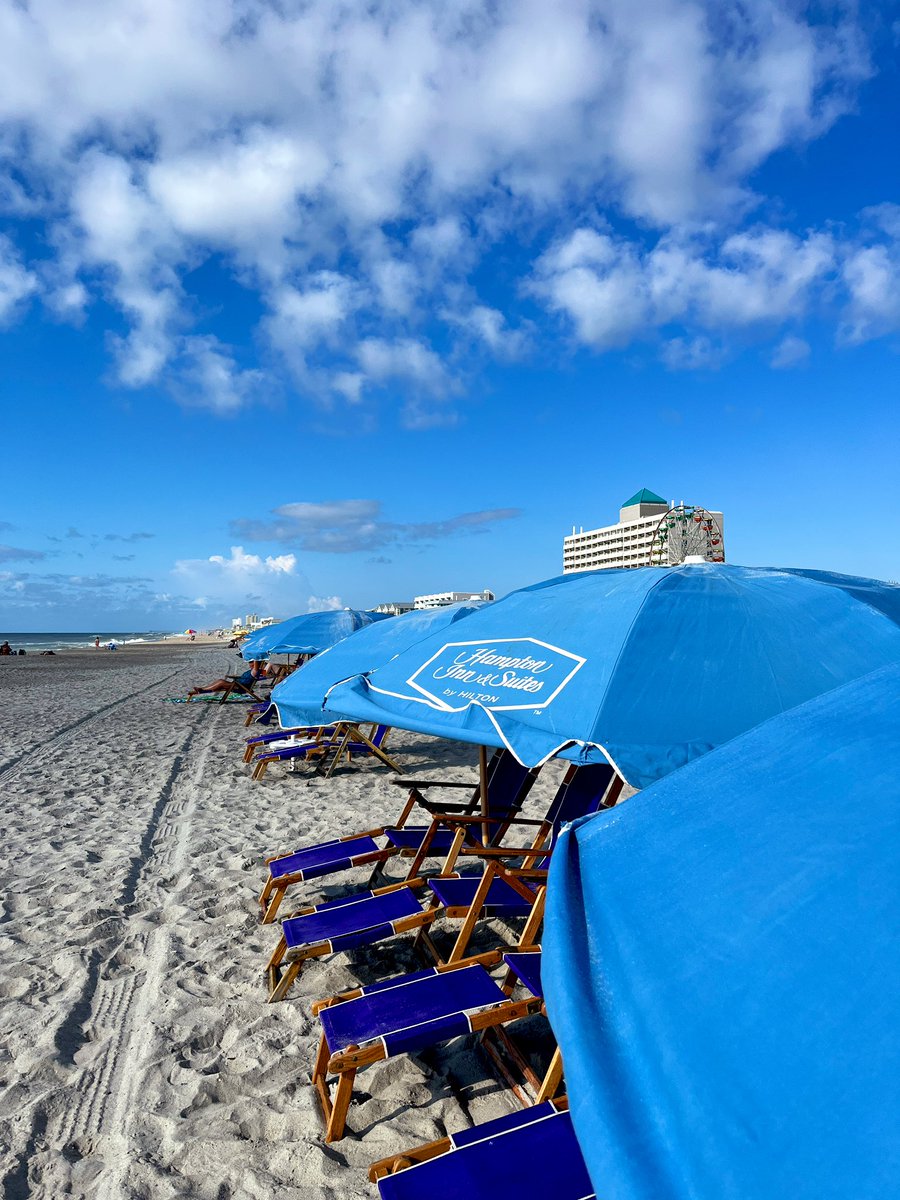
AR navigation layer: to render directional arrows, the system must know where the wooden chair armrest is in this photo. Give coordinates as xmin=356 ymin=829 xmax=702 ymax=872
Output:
xmin=392 ymin=777 xmax=479 ymax=789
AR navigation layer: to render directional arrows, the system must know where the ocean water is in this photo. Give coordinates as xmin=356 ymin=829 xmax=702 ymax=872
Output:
xmin=0 ymin=631 xmax=177 ymax=652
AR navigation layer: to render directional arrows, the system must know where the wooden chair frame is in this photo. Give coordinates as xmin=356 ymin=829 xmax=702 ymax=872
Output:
xmin=257 ymin=776 xmax=481 ymax=924
xmin=310 ymin=892 xmax=551 ymax=1142
xmin=314 ymin=723 xmax=403 ymax=778
xmin=263 ymin=772 xmax=622 ymax=1001
xmin=368 ymin=1095 xmax=570 ymax=1182
xmin=263 ymin=816 xmax=552 ymax=1002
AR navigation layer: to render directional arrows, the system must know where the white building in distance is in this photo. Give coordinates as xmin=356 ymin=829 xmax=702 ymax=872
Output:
xmin=563 ymin=488 xmax=725 ymax=573
xmin=414 ymin=588 xmax=495 ymax=610
xmin=373 ymin=601 xmax=415 ymax=616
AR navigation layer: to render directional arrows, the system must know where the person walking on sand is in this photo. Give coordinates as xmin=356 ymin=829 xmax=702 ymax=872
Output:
xmin=94 ymin=636 xmax=100 ymax=648
xmin=187 ymin=660 xmax=264 ymax=700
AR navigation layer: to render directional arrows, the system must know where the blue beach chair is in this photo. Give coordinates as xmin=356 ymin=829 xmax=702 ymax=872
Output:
xmin=266 ymin=763 xmax=621 ymax=1003
xmin=311 ymin=933 xmax=554 ymax=1141
xmin=368 ymin=1103 xmax=594 ymax=1199
xmin=422 ymin=761 xmax=622 ymax=964
xmin=244 ymin=701 xmax=276 ymax=727
xmin=259 ymin=748 xmax=537 ymax=924
xmin=250 ymin=723 xmax=399 ymax=780
xmin=242 ymin=723 xmax=340 ymax=764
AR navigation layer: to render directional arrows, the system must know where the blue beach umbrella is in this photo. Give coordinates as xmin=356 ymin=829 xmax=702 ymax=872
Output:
xmin=542 ymin=661 xmax=900 ymax=1200
xmin=324 ymin=564 xmax=900 ymax=788
xmin=241 ymin=608 xmax=387 ymax=659
xmin=270 ymin=602 xmax=487 ymax=728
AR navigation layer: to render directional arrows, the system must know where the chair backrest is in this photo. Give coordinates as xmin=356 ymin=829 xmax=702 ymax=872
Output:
xmin=477 ymin=748 xmax=540 ymax=847
xmin=370 ymin=724 xmax=389 ymax=748
xmin=539 ymin=762 xmax=617 ymax=860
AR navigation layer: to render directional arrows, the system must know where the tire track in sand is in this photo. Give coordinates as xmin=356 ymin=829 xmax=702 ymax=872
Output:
xmin=0 ymin=664 xmax=186 ymax=785
xmin=0 ymin=688 xmax=224 ymax=1199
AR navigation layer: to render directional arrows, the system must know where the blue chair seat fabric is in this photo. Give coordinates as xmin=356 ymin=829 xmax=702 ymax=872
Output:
xmin=282 ymin=887 xmax=423 ymax=952
xmin=270 ymin=835 xmax=381 ymax=881
xmin=427 ymin=874 xmax=538 ymax=914
xmin=448 ymin=1099 xmax=557 ymax=1148
xmin=320 ymin=965 xmax=507 ymax=1058
xmin=377 ymin=1107 xmax=595 ymax=1199
xmin=502 ymin=951 xmax=543 ymax=1000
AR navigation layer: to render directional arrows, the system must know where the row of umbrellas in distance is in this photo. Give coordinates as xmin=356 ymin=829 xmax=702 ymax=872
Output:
xmin=242 ymin=563 xmax=900 ymax=1198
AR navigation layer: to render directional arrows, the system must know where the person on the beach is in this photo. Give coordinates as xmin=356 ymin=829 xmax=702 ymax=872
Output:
xmin=0 ymin=641 xmax=11 ymax=656
xmin=94 ymin=637 xmax=100 ymax=648
xmin=187 ymin=660 xmax=264 ymax=700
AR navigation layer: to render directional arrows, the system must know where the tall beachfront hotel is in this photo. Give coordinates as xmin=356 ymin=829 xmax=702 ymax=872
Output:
xmin=563 ymin=488 xmax=726 ymax=572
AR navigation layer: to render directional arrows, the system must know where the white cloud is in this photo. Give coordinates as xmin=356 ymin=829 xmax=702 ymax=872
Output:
xmin=534 ymin=223 xmax=841 ymax=357
xmin=170 ymin=544 xmax=304 ymax=619
xmin=0 ymin=236 xmax=39 ymax=323
xmin=307 ymin=594 xmax=343 ymax=612
xmin=199 ymin=546 xmax=297 ymax=576
xmin=147 ymin=128 xmax=329 ymax=249
xmin=0 ymin=0 xmax=883 ymax=408
xmin=770 ymin=335 xmax=811 ymax=369
xmin=171 ymin=337 xmax=269 ymax=415
xmin=841 ymin=245 xmax=900 ymax=344
xmin=443 ymin=304 xmax=527 ymax=357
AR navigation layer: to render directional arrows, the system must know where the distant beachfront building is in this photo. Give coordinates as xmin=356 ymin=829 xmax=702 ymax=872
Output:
xmin=414 ymin=588 xmax=495 ymax=610
xmin=563 ymin=488 xmax=726 ymax=573
xmin=373 ymin=601 xmax=415 ymax=616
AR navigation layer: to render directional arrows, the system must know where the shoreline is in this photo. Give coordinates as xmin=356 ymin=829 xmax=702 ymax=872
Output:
xmin=0 ymin=633 xmax=232 ymax=655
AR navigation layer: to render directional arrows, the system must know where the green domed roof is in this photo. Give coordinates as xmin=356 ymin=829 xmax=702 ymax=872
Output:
xmin=622 ymin=488 xmax=667 ymax=507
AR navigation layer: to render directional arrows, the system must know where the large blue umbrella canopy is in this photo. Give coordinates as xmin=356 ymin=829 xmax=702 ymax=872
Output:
xmin=325 ymin=564 xmax=900 ymax=788
xmin=240 ymin=608 xmax=387 ymax=658
xmin=270 ymin=602 xmax=487 ymax=728
xmin=542 ymin=661 xmax=900 ymax=1199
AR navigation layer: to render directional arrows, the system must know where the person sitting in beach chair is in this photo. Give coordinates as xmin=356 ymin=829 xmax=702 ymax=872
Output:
xmin=310 ymin=893 xmax=562 ymax=1141
xmin=368 ymin=1100 xmax=593 ymax=1199
xmin=187 ymin=659 xmax=265 ymax=701
xmin=265 ymin=762 xmax=622 ymax=1003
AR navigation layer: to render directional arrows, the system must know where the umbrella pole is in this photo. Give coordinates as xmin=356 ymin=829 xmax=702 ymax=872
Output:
xmin=479 ymin=744 xmax=489 ymax=845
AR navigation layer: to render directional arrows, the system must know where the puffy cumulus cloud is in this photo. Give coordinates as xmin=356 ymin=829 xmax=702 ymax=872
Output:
xmin=195 ymin=545 xmax=297 ymax=576
xmin=230 ymin=499 xmax=521 ymax=553
xmin=534 ymin=224 xmax=837 ymax=351
xmin=442 ymin=305 xmax=528 ymax=358
xmin=839 ymin=206 xmax=900 ymax=343
xmin=0 ymin=1 xmax=876 ymax=412
xmin=171 ymin=545 xmax=305 ymax=621
xmin=307 ymin=595 xmax=343 ymax=612
xmin=355 ymin=338 xmax=456 ymax=428
xmin=534 ymin=217 xmax=900 ymax=363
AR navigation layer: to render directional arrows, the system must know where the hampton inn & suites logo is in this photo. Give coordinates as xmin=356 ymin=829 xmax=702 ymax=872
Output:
xmin=406 ymin=638 xmax=585 ymax=712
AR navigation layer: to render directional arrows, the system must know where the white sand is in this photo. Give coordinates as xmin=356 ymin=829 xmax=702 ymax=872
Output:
xmin=0 ymin=646 xmax=565 ymax=1198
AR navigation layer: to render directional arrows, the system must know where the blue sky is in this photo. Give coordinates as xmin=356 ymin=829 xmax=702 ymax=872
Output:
xmin=1 ymin=1 xmax=899 ymax=630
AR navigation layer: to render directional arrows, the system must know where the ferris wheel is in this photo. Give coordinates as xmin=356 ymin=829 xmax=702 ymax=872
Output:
xmin=648 ymin=505 xmax=725 ymax=566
